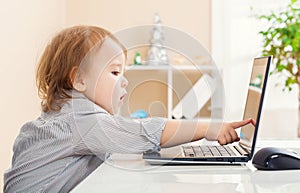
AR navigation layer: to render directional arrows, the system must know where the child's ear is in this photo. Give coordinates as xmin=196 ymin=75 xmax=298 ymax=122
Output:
xmin=69 ymin=66 xmax=87 ymax=92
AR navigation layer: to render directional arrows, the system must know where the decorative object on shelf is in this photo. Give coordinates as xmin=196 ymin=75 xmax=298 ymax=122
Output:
xmin=130 ymin=109 xmax=148 ymax=119
xmin=146 ymin=13 xmax=169 ymax=66
xmin=134 ymin=52 xmax=142 ymax=65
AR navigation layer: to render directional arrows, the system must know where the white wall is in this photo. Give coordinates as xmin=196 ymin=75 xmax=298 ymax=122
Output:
xmin=212 ymin=0 xmax=298 ymax=138
xmin=0 ymin=0 xmax=65 ymax=190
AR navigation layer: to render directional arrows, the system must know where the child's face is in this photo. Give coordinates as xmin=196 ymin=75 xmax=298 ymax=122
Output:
xmin=83 ymin=38 xmax=128 ymax=115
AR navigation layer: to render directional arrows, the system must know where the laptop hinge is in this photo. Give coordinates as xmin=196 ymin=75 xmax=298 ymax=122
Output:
xmin=239 ymin=140 xmax=252 ymax=153
xmin=234 ymin=145 xmax=249 ymax=156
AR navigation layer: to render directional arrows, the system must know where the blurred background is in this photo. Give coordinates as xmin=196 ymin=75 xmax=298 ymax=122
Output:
xmin=1 ymin=0 xmax=298 ymax=190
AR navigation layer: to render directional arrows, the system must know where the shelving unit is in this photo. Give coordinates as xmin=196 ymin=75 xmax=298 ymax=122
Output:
xmin=122 ymin=64 xmax=216 ymax=119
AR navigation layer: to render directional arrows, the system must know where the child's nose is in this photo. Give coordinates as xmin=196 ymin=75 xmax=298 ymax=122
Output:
xmin=121 ymin=76 xmax=128 ymax=88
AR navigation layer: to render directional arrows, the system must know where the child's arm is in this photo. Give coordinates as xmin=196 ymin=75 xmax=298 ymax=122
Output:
xmin=160 ymin=119 xmax=253 ymax=147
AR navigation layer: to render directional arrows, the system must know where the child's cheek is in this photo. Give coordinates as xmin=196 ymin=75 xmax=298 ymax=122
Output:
xmin=96 ymin=80 xmax=113 ymax=101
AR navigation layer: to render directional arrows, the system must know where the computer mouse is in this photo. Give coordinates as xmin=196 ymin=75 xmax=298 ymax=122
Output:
xmin=252 ymin=147 xmax=300 ymax=170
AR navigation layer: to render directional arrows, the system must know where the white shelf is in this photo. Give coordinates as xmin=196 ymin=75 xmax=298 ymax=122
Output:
xmin=125 ymin=65 xmax=215 ymax=71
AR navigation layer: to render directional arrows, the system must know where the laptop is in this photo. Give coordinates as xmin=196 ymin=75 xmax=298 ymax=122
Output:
xmin=143 ymin=56 xmax=272 ymax=165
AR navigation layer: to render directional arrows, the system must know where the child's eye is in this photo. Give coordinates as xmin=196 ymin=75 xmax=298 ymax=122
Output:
xmin=112 ymin=71 xmax=120 ymax=76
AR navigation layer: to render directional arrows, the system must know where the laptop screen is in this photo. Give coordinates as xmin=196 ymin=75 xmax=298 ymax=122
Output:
xmin=239 ymin=56 xmax=271 ymax=154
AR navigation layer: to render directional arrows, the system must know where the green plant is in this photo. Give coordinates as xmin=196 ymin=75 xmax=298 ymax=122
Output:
xmin=258 ymin=0 xmax=300 ymax=91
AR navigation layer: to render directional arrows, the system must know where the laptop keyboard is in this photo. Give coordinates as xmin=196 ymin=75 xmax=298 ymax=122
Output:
xmin=182 ymin=145 xmax=236 ymax=157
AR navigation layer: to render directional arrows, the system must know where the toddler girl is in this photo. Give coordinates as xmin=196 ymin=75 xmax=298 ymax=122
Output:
xmin=4 ymin=25 xmax=252 ymax=193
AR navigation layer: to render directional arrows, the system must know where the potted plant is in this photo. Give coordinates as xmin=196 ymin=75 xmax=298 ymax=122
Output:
xmin=258 ymin=0 xmax=300 ymax=137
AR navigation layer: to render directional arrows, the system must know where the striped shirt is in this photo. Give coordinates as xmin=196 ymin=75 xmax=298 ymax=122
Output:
xmin=3 ymin=91 xmax=166 ymax=193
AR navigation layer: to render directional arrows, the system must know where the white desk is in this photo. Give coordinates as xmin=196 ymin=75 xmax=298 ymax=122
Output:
xmin=72 ymin=140 xmax=300 ymax=193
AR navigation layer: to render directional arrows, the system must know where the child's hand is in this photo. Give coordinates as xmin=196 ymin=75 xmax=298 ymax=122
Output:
xmin=217 ymin=119 xmax=253 ymax=145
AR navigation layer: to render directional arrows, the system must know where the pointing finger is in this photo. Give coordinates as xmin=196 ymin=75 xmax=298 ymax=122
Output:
xmin=230 ymin=118 xmax=252 ymax=129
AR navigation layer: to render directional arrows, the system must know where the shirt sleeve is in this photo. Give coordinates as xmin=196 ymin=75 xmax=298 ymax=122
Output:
xmin=72 ymin=108 xmax=167 ymax=155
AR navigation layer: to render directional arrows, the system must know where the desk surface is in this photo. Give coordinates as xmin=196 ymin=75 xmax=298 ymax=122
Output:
xmin=72 ymin=140 xmax=300 ymax=193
